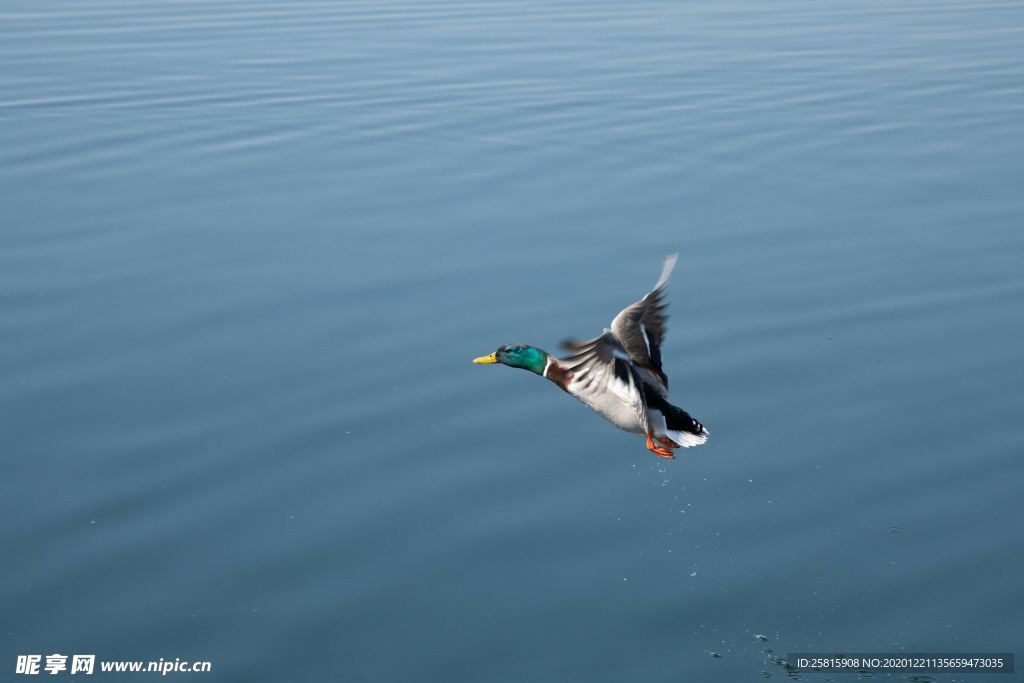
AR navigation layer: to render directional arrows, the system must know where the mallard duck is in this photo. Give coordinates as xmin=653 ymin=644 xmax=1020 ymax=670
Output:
xmin=473 ymin=254 xmax=707 ymax=459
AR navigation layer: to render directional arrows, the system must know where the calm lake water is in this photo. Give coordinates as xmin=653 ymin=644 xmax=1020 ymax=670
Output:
xmin=3 ymin=0 xmax=1023 ymax=680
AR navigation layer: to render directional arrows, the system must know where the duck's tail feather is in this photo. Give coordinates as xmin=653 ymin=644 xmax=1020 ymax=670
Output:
xmin=661 ymin=403 xmax=708 ymax=448
xmin=665 ymin=427 xmax=709 ymax=448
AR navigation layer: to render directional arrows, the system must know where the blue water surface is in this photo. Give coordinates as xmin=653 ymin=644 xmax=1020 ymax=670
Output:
xmin=2 ymin=0 xmax=1023 ymax=680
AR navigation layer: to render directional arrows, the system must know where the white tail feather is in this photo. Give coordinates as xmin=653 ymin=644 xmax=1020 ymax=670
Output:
xmin=665 ymin=428 xmax=709 ymax=448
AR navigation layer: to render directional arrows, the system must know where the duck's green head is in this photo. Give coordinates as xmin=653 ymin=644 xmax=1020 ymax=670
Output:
xmin=472 ymin=343 xmax=548 ymax=375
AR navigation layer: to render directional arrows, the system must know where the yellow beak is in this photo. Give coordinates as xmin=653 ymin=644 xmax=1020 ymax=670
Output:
xmin=472 ymin=352 xmax=498 ymax=364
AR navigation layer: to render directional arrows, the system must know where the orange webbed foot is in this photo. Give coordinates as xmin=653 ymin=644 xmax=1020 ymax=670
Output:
xmin=646 ymin=431 xmax=676 ymax=459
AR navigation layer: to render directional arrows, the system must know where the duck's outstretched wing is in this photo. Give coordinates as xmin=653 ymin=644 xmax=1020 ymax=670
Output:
xmin=609 ymin=253 xmax=677 ymax=394
xmin=561 ymin=330 xmax=650 ymax=433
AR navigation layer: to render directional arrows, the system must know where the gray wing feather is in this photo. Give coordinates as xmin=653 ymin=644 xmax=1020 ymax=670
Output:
xmin=609 ymin=253 xmax=676 ymax=392
xmin=558 ymin=254 xmax=679 ymax=431
xmin=561 ymin=331 xmax=650 ymax=432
